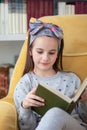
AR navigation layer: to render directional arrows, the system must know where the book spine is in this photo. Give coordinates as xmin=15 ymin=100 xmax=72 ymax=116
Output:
xmin=11 ymin=0 xmax=16 ymax=34
xmin=27 ymin=0 xmax=31 ymax=29
xmin=65 ymin=4 xmax=72 ymax=15
xmin=34 ymin=0 xmax=39 ymax=18
xmin=1 ymin=0 xmax=5 ymax=34
xmin=44 ymin=0 xmax=53 ymax=16
xmin=22 ymin=0 xmax=27 ymax=34
xmin=15 ymin=0 xmax=19 ymax=34
xmin=19 ymin=0 xmax=23 ymax=34
xmin=4 ymin=0 xmax=9 ymax=34
xmin=84 ymin=2 xmax=87 ymax=14
xmin=48 ymin=0 xmax=53 ymax=15
xmin=8 ymin=0 xmax=12 ymax=34
xmin=75 ymin=2 xmax=81 ymax=14
xmin=27 ymin=0 xmax=54 ymax=28
xmin=39 ymin=0 xmax=44 ymax=17
xmin=0 ymin=0 xmax=1 ymax=34
xmin=57 ymin=2 xmax=66 ymax=15
xmin=44 ymin=0 xmax=48 ymax=15
xmin=66 ymin=101 xmax=76 ymax=114
xmin=65 ymin=3 xmax=75 ymax=15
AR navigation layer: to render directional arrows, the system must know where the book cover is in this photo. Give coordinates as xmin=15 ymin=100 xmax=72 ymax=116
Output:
xmin=33 ymin=77 xmax=87 ymax=116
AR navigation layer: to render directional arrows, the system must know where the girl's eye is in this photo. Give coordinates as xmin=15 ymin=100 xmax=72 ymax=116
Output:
xmin=37 ymin=51 xmax=43 ymax=54
xmin=49 ymin=52 xmax=55 ymax=55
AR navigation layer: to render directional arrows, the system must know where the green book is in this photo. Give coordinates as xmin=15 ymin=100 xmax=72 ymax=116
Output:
xmin=32 ymin=77 xmax=87 ymax=116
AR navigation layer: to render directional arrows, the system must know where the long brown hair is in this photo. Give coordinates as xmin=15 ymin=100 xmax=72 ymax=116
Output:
xmin=23 ymin=32 xmax=64 ymax=75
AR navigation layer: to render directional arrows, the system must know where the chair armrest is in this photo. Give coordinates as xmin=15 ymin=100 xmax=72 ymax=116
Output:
xmin=0 ymin=101 xmax=19 ymax=130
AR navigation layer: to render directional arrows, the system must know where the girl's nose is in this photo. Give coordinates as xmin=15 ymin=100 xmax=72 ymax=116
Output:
xmin=42 ymin=53 xmax=49 ymax=61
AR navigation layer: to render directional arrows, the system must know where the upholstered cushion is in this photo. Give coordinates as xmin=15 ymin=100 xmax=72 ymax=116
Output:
xmin=0 ymin=101 xmax=19 ymax=130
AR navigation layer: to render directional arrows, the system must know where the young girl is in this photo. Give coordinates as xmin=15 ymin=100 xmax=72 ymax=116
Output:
xmin=14 ymin=20 xmax=87 ymax=130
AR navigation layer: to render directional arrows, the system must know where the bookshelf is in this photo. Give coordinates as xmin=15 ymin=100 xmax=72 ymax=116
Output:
xmin=0 ymin=34 xmax=26 ymax=41
xmin=0 ymin=0 xmax=54 ymax=41
xmin=54 ymin=0 xmax=87 ymax=15
xmin=0 ymin=0 xmax=27 ymax=41
xmin=0 ymin=0 xmax=87 ymax=40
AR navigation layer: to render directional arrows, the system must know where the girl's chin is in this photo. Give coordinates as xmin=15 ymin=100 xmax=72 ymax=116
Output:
xmin=39 ymin=66 xmax=52 ymax=71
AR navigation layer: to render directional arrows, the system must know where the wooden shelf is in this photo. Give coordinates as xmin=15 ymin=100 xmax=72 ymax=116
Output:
xmin=0 ymin=34 xmax=26 ymax=42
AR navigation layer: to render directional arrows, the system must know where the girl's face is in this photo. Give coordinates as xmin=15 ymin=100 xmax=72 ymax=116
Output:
xmin=30 ymin=36 xmax=59 ymax=73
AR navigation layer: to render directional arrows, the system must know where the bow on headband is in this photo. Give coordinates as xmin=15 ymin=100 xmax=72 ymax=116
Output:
xmin=29 ymin=20 xmax=64 ymax=50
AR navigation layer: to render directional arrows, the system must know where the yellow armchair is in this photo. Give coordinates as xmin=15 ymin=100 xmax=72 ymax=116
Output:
xmin=0 ymin=15 xmax=87 ymax=130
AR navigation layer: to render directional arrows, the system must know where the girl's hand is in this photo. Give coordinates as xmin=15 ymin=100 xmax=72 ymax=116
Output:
xmin=79 ymin=87 xmax=87 ymax=102
xmin=22 ymin=87 xmax=45 ymax=109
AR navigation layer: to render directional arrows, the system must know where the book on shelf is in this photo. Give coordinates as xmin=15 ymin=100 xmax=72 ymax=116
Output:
xmin=15 ymin=0 xmax=19 ymax=34
xmin=4 ymin=0 xmax=9 ymax=34
xmin=0 ymin=0 xmax=5 ymax=34
xmin=8 ymin=0 xmax=13 ymax=34
xmin=12 ymin=0 xmax=16 ymax=34
xmin=57 ymin=1 xmax=87 ymax=15
xmin=66 ymin=3 xmax=75 ymax=15
xmin=32 ymin=77 xmax=87 ymax=116
xmin=27 ymin=0 xmax=53 ymax=29
xmin=0 ymin=0 xmax=1 ymax=34
xmin=1 ymin=0 xmax=87 ymax=35
xmin=57 ymin=2 xmax=75 ymax=15
xmin=75 ymin=2 xmax=87 ymax=14
xmin=22 ymin=0 xmax=27 ymax=34
xmin=19 ymin=0 xmax=23 ymax=34
xmin=57 ymin=2 xmax=66 ymax=15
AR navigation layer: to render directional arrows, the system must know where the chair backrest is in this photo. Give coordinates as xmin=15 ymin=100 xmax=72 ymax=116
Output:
xmin=38 ymin=15 xmax=87 ymax=81
xmin=8 ymin=15 xmax=87 ymax=103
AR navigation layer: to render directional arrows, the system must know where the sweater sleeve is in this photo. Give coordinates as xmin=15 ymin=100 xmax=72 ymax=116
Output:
xmin=14 ymin=74 xmax=38 ymax=130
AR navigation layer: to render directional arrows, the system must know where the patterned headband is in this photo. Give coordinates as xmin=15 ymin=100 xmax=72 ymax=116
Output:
xmin=29 ymin=20 xmax=64 ymax=50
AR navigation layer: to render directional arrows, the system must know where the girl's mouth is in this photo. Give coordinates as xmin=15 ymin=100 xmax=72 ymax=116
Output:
xmin=40 ymin=62 xmax=49 ymax=66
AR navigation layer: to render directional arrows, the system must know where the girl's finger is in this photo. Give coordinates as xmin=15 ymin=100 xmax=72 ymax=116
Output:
xmin=28 ymin=98 xmax=45 ymax=107
xmin=29 ymin=94 xmax=44 ymax=103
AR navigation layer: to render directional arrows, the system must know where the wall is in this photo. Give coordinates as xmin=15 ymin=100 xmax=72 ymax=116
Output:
xmin=0 ymin=41 xmax=23 ymax=65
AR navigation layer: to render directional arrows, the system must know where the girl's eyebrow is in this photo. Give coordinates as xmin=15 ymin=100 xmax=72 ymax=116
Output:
xmin=49 ymin=49 xmax=57 ymax=52
xmin=36 ymin=48 xmax=43 ymax=50
xmin=36 ymin=48 xmax=57 ymax=51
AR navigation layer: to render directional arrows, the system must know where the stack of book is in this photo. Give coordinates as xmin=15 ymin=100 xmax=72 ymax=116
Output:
xmin=0 ymin=65 xmax=9 ymax=99
xmin=0 ymin=0 xmax=53 ymax=35
xmin=0 ymin=73 xmax=8 ymax=99
xmin=57 ymin=1 xmax=87 ymax=15
xmin=0 ymin=0 xmax=27 ymax=34
xmin=0 ymin=64 xmax=14 ymax=99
